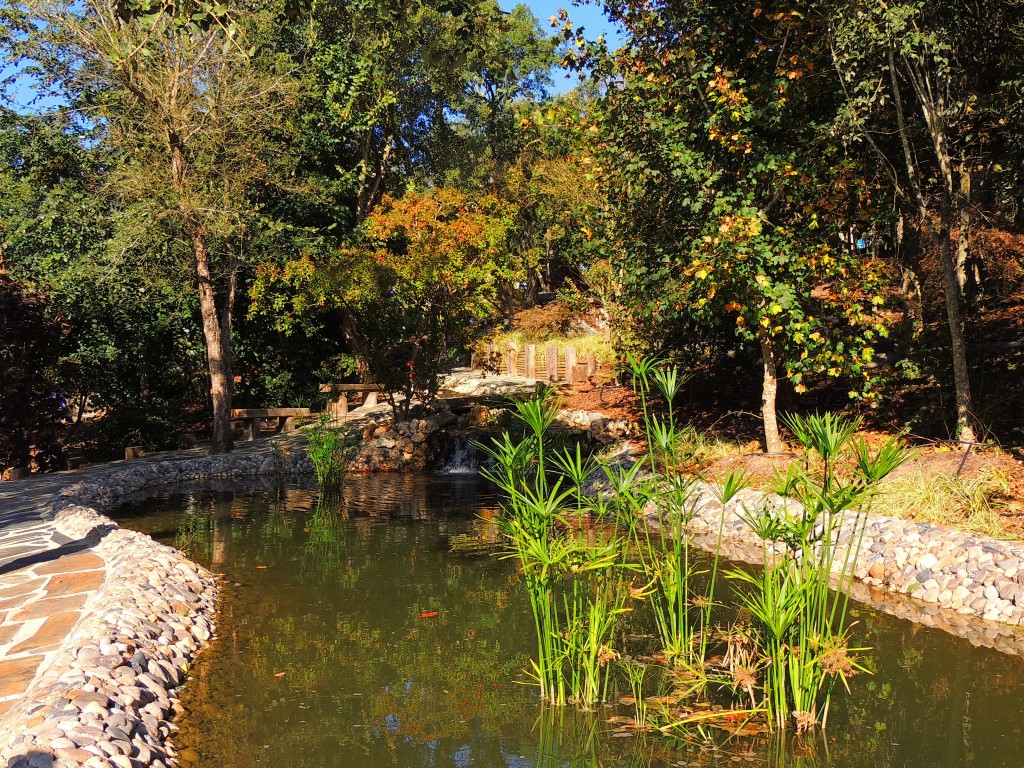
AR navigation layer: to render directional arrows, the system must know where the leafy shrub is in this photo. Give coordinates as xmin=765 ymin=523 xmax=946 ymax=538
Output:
xmin=512 ymin=301 xmax=573 ymax=340
xmin=0 ymin=273 xmax=65 ymax=471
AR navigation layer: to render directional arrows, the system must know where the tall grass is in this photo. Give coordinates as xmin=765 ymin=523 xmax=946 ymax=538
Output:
xmin=306 ymin=415 xmax=352 ymax=489
xmin=624 ymin=355 xmax=747 ymax=673
xmin=731 ymin=412 xmax=910 ymax=730
xmin=873 ymin=468 xmax=1009 ymax=537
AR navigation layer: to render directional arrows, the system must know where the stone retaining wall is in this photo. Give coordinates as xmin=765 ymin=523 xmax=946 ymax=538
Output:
xmin=0 ymin=448 xmax=313 ymax=768
xmin=637 ymin=475 xmax=1024 ymax=656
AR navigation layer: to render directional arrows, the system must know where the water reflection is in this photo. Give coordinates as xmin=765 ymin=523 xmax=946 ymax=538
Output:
xmin=112 ymin=475 xmax=1024 ymax=768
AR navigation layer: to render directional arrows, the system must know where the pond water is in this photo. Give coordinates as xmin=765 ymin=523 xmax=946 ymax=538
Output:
xmin=111 ymin=474 xmax=1024 ymax=768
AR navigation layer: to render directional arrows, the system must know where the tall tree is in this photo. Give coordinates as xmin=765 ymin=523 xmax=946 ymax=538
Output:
xmin=0 ymin=255 xmax=65 ymax=472
xmin=828 ymin=0 xmax=1024 ymax=442
xmin=0 ymin=109 xmax=208 ymax=452
xmin=15 ymin=0 xmax=298 ymax=452
xmin=584 ymin=0 xmax=890 ymax=451
xmin=461 ymin=2 xmax=557 ymax=171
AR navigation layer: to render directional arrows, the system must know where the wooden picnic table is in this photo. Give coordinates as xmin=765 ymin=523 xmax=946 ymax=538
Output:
xmin=231 ymin=407 xmax=311 ymax=441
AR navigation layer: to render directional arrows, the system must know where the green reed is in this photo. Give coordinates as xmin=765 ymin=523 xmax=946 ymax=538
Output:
xmin=731 ymin=412 xmax=911 ymax=731
xmin=623 ymin=357 xmax=750 ymax=673
xmin=481 ymin=391 xmax=632 ymax=706
xmin=484 ymin=367 xmax=899 ymax=734
xmin=306 ymin=415 xmax=352 ymax=488
xmin=620 ymin=659 xmax=650 ymax=729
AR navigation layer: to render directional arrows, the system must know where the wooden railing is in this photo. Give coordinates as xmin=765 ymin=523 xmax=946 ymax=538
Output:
xmin=319 ymin=383 xmax=386 ymax=419
xmin=471 ymin=344 xmax=598 ymax=384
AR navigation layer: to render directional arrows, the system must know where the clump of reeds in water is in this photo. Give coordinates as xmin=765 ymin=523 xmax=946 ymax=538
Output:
xmin=481 ymin=391 xmax=633 ymax=707
xmin=306 ymin=415 xmax=352 ymax=489
xmin=731 ymin=411 xmax=911 ymax=731
xmin=482 ymin=361 xmax=910 ymax=738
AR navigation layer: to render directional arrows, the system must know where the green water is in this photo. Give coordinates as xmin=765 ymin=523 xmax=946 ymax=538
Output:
xmin=112 ymin=474 xmax=1024 ymax=768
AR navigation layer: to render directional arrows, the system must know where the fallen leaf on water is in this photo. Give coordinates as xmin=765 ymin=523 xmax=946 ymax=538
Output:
xmin=418 ymin=611 xmax=439 ymax=619
xmin=606 ymin=715 xmax=635 ymax=725
xmin=256 ymin=566 xmax=268 ymax=569
xmin=645 ymin=695 xmax=677 ymax=706
xmin=274 ymin=672 xmax=286 ymax=679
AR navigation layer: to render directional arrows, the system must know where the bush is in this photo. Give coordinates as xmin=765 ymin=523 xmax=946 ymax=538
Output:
xmin=0 ymin=273 xmax=65 ymax=471
xmin=512 ymin=301 xmax=573 ymax=340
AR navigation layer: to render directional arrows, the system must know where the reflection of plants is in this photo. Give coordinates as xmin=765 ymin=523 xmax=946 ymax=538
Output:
xmin=299 ymin=498 xmax=350 ymax=580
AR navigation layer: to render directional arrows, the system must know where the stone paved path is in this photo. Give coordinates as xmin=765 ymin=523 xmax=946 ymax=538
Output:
xmin=0 ymin=439 xmax=306 ymax=726
xmin=0 ymin=458 xmax=183 ymax=721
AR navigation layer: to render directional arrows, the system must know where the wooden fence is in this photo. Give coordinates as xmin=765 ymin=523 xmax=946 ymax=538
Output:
xmin=471 ymin=344 xmax=598 ymax=384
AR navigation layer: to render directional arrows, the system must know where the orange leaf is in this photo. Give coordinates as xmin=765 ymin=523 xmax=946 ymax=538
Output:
xmin=418 ymin=611 xmax=439 ymax=619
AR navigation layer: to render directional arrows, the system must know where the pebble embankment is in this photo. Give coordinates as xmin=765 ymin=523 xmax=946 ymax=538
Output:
xmin=640 ymin=477 xmax=1024 ymax=656
xmin=0 ymin=446 xmax=313 ymax=768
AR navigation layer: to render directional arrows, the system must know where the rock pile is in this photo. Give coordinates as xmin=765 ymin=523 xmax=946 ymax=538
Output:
xmin=348 ymin=411 xmax=458 ymax=473
xmin=555 ymin=409 xmax=638 ymax=444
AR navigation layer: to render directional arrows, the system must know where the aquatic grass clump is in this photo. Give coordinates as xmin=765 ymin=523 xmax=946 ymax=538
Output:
xmin=481 ymin=390 xmax=633 ymax=707
xmin=731 ymin=412 xmax=911 ymax=731
xmin=306 ymin=415 xmax=353 ymax=488
xmin=623 ymin=355 xmax=750 ymax=674
xmin=485 ymin=361 xmax=902 ymax=736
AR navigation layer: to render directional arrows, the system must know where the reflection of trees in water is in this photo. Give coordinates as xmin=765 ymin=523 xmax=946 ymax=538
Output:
xmin=172 ymin=480 xmax=533 ymax=768
xmin=127 ymin=478 xmax=1024 ymax=768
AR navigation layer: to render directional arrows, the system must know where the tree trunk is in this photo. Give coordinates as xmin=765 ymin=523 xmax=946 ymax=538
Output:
xmin=169 ymin=132 xmax=233 ymax=453
xmin=192 ymin=228 xmax=234 ymax=453
xmin=936 ymin=222 xmax=977 ymax=443
xmin=888 ymin=52 xmax=977 ymax=443
xmin=758 ymin=328 xmax=785 ymax=453
xmin=956 ymin=169 xmax=970 ymax=298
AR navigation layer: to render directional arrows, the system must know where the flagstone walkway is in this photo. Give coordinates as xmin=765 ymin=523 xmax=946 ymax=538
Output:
xmin=0 ymin=458 xmax=185 ymax=723
xmin=0 ymin=440 xmax=304 ymax=730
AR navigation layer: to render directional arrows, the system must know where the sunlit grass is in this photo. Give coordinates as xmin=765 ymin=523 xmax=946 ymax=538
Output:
xmin=874 ymin=468 xmax=1011 ymax=538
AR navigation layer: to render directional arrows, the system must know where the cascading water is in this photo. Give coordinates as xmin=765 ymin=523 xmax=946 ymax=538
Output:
xmin=441 ymin=433 xmax=478 ymax=474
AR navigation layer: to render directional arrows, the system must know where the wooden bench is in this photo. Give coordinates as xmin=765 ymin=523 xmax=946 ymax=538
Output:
xmin=319 ymin=384 xmax=386 ymax=419
xmin=231 ymin=408 xmax=311 ymax=441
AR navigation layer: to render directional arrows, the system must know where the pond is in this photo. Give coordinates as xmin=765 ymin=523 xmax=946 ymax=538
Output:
xmin=111 ymin=474 xmax=1024 ymax=768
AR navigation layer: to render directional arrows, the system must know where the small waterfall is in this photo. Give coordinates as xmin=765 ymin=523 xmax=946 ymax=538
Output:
xmin=441 ymin=434 xmax=478 ymax=474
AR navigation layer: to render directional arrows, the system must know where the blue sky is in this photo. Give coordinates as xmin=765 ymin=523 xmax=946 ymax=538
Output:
xmin=502 ymin=0 xmax=623 ymax=93
xmin=2 ymin=1 xmax=620 ymax=110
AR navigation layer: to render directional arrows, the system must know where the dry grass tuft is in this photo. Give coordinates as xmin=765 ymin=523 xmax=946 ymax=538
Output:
xmin=873 ymin=468 xmax=1012 ymax=538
